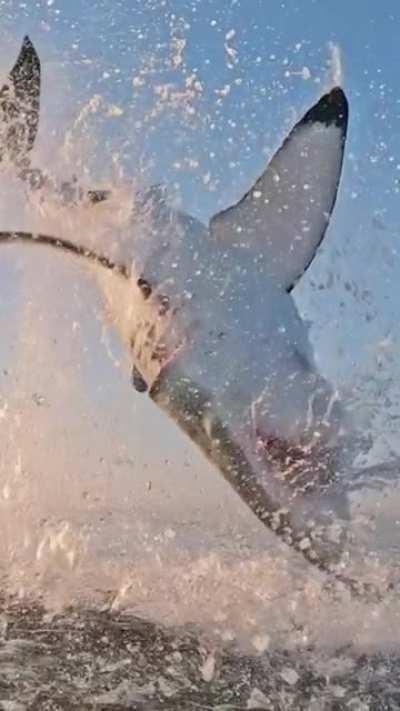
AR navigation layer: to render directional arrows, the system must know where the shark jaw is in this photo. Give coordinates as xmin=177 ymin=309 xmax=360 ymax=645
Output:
xmin=150 ymin=358 xmax=349 ymax=573
xmin=0 ymin=38 xmax=365 ymax=585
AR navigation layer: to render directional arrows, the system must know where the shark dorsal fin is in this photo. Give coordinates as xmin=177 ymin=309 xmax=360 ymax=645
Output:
xmin=0 ymin=36 xmax=41 ymax=169
xmin=209 ymin=87 xmax=348 ymax=292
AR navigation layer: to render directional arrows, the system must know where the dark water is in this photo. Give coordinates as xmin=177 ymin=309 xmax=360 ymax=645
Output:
xmin=0 ymin=595 xmax=399 ymax=710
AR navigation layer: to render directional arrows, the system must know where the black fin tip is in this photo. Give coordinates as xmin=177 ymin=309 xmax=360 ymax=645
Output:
xmin=301 ymin=86 xmax=348 ymax=130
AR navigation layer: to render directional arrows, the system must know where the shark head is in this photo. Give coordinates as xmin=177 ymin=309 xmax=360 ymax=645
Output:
xmin=0 ymin=38 xmax=354 ymax=574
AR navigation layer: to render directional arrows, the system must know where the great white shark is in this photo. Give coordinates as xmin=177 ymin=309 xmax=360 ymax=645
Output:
xmin=0 ymin=37 xmax=384 ymax=594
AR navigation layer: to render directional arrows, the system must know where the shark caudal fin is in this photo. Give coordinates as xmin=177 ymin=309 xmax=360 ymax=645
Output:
xmin=209 ymin=87 xmax=348 ymax=292
xmin=0 ymin=36 xmax=41 ymax=170
xmin=0 ymin=39 xmax=113 ymax=201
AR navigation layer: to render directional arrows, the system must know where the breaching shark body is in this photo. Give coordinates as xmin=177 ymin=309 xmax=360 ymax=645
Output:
xmin=0 ymin=37 xmax=381 ymax=593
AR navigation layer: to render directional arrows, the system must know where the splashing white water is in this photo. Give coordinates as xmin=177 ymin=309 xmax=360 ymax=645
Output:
xmin=327 ymin=42 xmax=344 ymax=88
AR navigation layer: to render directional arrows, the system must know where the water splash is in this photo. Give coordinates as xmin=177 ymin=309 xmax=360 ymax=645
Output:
xmin=327 ymin=42 xmax=344 ymax=88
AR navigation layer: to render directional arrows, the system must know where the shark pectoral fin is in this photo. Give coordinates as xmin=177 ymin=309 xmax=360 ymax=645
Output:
xmin=0 ymin=36 xmax=41 ymax=169
xmin=209 ymin=87 xmax=348 ymax=292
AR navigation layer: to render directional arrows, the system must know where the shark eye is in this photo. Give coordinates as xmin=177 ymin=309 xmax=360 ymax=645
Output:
xmin=137 ymin=277 xmax=152 ymax=299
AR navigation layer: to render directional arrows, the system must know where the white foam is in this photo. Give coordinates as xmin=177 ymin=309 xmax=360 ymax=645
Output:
xmin=327 ymin=41 xmax=344 ymax=88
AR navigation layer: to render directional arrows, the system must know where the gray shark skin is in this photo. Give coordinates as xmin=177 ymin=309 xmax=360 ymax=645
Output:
xmin=2 ymin=39 xmax=383 ymax=596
